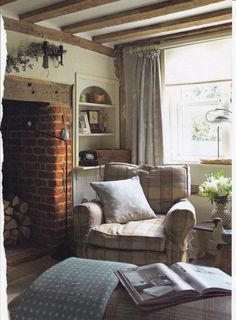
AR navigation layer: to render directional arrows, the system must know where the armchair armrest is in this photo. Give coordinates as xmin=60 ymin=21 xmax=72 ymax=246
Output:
xmin=164 ymin=199 xmax=196 ymax=263
xmin=73 ymin=201 xmax=104 ymax=256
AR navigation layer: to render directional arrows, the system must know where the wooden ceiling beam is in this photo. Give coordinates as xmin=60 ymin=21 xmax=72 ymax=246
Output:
xmin=115 ymin=23 xmax=232 ymax=50
xmin=62 ymin=0 xmax=224 ymax=33
xmin=4 ymin=17 xmax=114 ymax=57
xmin=93 ymin=8 xmax=232 ymax=44
xmin=0 ymin=0 xmax=17 ymax=5
xmin=20 ymin=0 xmax=119 ymax=23
xmin=159 ymin=22 xmax=232 ymax=44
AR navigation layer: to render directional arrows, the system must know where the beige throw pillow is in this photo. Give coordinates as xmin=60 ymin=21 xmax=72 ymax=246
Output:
xmin=90 ymin=176 xmax=156 ymax=223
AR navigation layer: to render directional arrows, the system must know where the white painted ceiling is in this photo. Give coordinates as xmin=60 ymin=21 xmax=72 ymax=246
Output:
xmin=0 ymin=0 xmax=232 ymax=46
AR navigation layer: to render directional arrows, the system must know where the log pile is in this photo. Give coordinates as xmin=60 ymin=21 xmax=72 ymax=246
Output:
xmin=3 ymin=193 xmax=31 ymax=246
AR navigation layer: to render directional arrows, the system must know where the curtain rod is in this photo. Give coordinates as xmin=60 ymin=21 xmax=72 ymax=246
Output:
xmin=126 ymin=31 xmax=231 ymax=53
xmin=129 ymin=43 xmax=160 ymax=54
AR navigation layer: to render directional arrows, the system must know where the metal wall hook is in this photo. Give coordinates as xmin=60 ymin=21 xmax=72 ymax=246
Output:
xmin=42 ymin=41 xmax=66 ymax=69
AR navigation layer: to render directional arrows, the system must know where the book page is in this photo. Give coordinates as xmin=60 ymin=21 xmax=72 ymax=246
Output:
xmin=120 ymin=263 xmax=196 ymax=304
xmin=171 ymin=262 xmax=231 ymax=295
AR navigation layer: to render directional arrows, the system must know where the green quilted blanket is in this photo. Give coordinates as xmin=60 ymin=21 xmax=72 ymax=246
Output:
xmin=15 ymin=257 xmax=135 ymax=320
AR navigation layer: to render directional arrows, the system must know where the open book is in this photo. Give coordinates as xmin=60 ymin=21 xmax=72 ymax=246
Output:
xmin=115 ymin=262 xmax=231 ymax=310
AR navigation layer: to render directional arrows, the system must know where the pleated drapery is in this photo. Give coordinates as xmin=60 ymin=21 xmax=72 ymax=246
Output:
xmin=123 ymin=47 xmax=163 ymax=165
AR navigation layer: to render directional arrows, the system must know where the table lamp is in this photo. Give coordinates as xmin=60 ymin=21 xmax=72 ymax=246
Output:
xmin=205 ymin=108 xmax=232 ymax=159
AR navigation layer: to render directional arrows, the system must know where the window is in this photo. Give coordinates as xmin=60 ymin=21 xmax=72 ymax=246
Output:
xmin=164 ymin=38 xmax=232 ymax=162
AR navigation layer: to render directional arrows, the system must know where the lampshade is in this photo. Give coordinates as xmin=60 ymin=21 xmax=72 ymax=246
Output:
xmin=204 ymin=108 xmax=232 ymax=159
xmin=205 ymin=108 xmax=232 ymax=125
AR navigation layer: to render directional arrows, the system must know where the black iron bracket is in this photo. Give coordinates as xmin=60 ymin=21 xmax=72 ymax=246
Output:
xmin=42 ymin=41 xmax=66 ymax=69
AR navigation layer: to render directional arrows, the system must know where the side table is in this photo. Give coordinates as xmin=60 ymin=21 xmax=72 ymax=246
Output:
xmin=194 ymin=221 xmax=231 ymax=274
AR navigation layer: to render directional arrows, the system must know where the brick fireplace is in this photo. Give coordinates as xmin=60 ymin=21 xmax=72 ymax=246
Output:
xmin=2 ymin=99 xmax=72 ymax=248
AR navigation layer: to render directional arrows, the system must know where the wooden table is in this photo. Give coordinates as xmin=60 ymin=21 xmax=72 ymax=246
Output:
xmin=194 ymin=221 xmax=231 ymax=274
xmin=194 ymin=221 xmax=215 ymax=232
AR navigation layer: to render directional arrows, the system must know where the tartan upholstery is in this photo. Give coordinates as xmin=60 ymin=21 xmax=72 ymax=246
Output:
xmin=86 ymin=247 xmax=168 ymax=265
xmin=73 ymin=162 xmax=196 ymax=265
xmin=104 ymin=285 xmax=231 ymax=320
xmin=89 ymin=216 xmax=166 ymax=251
xmin=104 ymin=162 xmax=191 ymax=214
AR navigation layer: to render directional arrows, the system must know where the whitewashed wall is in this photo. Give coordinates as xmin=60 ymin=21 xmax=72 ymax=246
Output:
xmin=5 ymin=31 xmax=117 ymax=84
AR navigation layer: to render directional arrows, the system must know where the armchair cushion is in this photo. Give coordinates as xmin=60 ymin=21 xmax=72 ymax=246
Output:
xmin=91 ymin=176 xmax=156 ymax=224
xmin=89 ymin=215 xmax=166 ymax=251
xmin=104 ymin=163 xmax=191 ymax=214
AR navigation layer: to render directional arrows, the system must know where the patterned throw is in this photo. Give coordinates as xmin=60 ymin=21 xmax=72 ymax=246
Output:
xmin=15 ymin=257 xmax=135 ymax=320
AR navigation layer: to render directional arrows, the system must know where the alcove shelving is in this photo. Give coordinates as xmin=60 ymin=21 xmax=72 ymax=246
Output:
xmin=73 ymin=73 xmax=119 ymax=204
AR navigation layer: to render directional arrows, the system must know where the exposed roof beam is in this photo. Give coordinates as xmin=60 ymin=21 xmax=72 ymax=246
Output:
xmin=0 ymin=0 xmax=17 ymax=5
xmin=159 ymin=22 xmax=232 ymax=44
xmin=20 ymin=0 xmax=119 ymax=23
xmin=62 ymin=0 xmax=225 ymax=33
xmin=93 ymin=8 xmax=232 ymax=44
xmin=4 ymin=17 xmax=114 ymax=57
xmin=115 ymin=23 xmax=232 ymax=50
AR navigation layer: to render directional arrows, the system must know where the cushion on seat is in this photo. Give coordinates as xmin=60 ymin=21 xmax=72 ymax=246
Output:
xmin=91 ymin=176 xmax=156 ymax=224
xmin=103 ymin=163 xmax=190 ymax=214
xmin=89 ymin=215 xmax=166 ymax=252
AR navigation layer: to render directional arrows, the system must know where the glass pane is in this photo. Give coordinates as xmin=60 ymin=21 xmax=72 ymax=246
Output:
xmin=165 ymin=38 xmax=232 ymax=84
xmin=173 ymin=82 xmax=231 ymax=160
xmin=179 ymin=105 xmax=219 ymax=158
xmin=181 ymin=85 xmax=221 ymax=103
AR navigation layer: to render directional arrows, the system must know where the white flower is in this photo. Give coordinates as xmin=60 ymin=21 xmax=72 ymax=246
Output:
xmin=217 ymin=187 xmax=227 ymax=197
xmin=199 ymin=172 xmax=231 ymax=203
xmin=205 ymin=181 xmax=217 ymax=193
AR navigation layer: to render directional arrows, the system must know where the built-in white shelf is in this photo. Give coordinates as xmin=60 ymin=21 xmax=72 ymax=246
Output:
xmin=73 ymin=72 xmax=119 ymax=205
xmin=79 ymin=102 xmax=117 ymax=109
xmin=79 ymin=133 xmax=115 ymax=137
xmin=77 ymin=165 xmax=105 ymax=171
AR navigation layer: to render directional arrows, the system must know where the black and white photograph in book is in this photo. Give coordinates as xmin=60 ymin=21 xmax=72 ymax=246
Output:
xmin=115 ymin=262 xmax=231 ymax=310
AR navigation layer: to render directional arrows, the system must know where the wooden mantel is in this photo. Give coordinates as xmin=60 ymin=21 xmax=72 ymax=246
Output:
xmin=3 ymin=75 xmax=72 ymax=107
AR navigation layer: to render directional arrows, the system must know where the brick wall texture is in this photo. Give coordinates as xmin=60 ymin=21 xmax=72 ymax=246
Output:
xmin=2 ymin=100 xmax=72 ymax=247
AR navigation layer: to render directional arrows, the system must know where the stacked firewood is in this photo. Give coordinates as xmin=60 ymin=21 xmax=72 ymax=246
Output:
xmin=3 ymin=193 xmax=31 ymax=246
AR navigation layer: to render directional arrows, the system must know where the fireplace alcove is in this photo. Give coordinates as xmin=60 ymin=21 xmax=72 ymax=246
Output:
xmin=2 ymin=77 xmax=73 ymax=263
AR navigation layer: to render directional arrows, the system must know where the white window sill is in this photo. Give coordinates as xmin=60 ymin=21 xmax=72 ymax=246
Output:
xmin=167 ymin=159 xmax=232 ymax=165
xmin=199 ymin=159 xmax=232 ymax=165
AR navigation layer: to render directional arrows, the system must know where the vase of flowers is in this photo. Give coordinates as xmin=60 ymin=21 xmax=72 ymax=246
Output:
xmin=199 ymin=171 xmax=232 ymax=228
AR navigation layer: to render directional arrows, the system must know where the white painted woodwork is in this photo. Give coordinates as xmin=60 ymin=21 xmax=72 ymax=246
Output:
xmin=73 ymin=72 xmax=119 ymax=205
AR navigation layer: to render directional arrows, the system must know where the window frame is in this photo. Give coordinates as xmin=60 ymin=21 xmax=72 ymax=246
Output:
xmin=166 ymin=80 xmax=232 ymax=163
xmin=163 ymin=37 xmax=232 ymax=164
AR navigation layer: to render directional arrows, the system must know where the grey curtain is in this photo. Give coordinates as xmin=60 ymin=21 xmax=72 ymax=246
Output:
xmin=123 ymin=47 xmax=163 ymax=165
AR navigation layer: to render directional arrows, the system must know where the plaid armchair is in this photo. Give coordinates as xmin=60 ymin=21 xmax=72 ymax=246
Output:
xmin=73 ymin=162 xmax=196 ymax=265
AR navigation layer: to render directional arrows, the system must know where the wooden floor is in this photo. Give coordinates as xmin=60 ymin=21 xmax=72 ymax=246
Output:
xmin=5 ymin=243 xmax=51 ymax=267
xmin=7 ymin=254 xmax=58 ymax=303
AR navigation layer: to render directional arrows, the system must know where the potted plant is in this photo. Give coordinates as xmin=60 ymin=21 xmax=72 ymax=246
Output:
xmin=199 ymin=171 xmax=232 ymax=227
